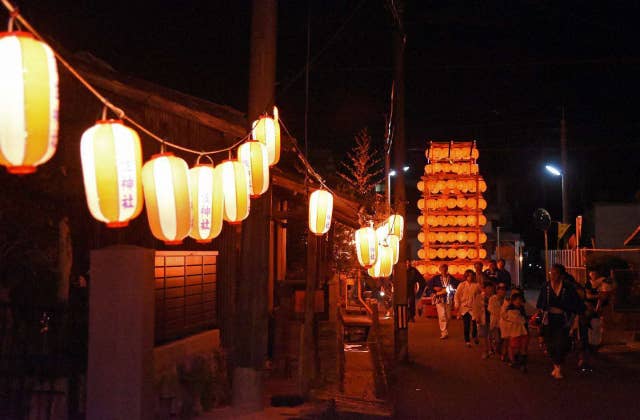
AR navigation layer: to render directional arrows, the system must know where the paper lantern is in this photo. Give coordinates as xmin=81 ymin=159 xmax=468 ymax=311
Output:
xmin=457 ymin=248 xmax=468 ymax=259
xmin=418 ymin=199 xmax=425 ymax=210
xmin=417 ymin=215 xmax=425 ymax=225
xmin=479 ymin=179 xmax=487 ymax=192
xmin=446 ymin=198 xmax=457 ymax=209
xmin=446 ymin=179 xmax=457 ymax=190
xmin=436 ymin=180 xmax=446 ymax=191
xmin=368 ymin=245 xmax=393 ymax=278
xmin=387 ymin=235 xmax=400 ymax=265
xmin=446 ymin=215 xmax=457 ymax=226
xmin=446 ymin=232 xmax=457 ymax=242
xmin=479 ymin=215 xmax=487 ymax=226
xmin=216 ymin=160 xmax=251 ymax=224
xmin=467 ymin=215 xmax=477 ymax=226
xmin=0 ymin=32 xmax=58 ymax=174
xmin=467 ymin=249 xmax=478 ymax=259
xmin=479 ymin=249 xmax=487 ymax=259
xmin=417 ymin=181 xmax=424 ymax=192
xmin=436 ymin=248 xmax=447 ymax=259
xmin=425 ymin=164 xmax=434 ymax=175
xmin=479 ymin=198 xmax=487 ymax=210
xmin=427 ymin=232 xmax=437 ymax=243
xmin=456 ymin=197 xmax=467 ymax=208
xmin=456 ymin=232 xmax=468 ymax=242
xmin=427 ymin=249 xmax=437 ymax=259
xmin=427 ymin=199 xmax=437 ymax=210
xmin=80 ymin=120 xmax=143 ymax=227
xmin=418 ymin=232 xmax=425 ymax=243
xmin=436 ymin=198 xmax=446 ymax=209
xmin=251 ymin=110 xmax=280 ymax=166
xmin=355 ymin=227 xmax=377 ymax=268
xmin=308 ymin=189 xmax=333 ymax=235
xmin=457 ymin=180 xmax=469 ymax=192
xmin=142 ymin=153 xmax=191 ymax=245
xmin=427 ymin=215 xmax=437 ymax=226
xmin=467 ymin=198 xmax=477 ymax=209
xmin=467 ymin=232 xmax=477 ymax=243
xmin=427 ymin=265 xmax=439 ymax=275
xmin=447 ymin=248 xmax=457 ymax=259
xmin=238 ymin=140 xmax=269 ymax=197
xmin=436 ymin=215 xmax=447 ymax=226
xmin=189 ymin=164 xmax=224 ymax=243
xmin=449 ymin=265 xmax=458 ymax=275
xmin=388 ymin=214 xmax=404 ymax=239
xmin=417 ymin=265 xmax=427 ymax=274
xmin=479 ymin=233 xmax=488 ymax=244
xmin=436 ymin=232 xmax=447 ymax=243
xmin=456 ymin=215 xmax=468 ymax=226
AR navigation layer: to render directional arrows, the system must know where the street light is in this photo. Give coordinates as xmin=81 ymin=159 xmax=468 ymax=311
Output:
xmin=545 ymin=164 xmax=568 ymax=223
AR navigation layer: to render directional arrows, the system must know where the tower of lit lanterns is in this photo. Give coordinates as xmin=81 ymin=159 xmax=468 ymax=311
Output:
xmin=416 ymin=141 xmax=488 ymax=278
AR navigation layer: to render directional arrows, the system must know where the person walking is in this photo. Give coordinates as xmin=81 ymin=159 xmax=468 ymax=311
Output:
xmin=484 ymin=260 xmax=499 ymax=283
xmin=536 ymin=264 xmax=585 ymax=380
xmin=488 ymin=282 xmax=507 ymax=359
xmin=496 ymin=258 xmax=512 ymax=289
xmin=428 ymin=264 xmax=457 ymax=339
xmin=406 ymin=259 xmax=426 ymax=322
xmin=454 ymin=269 xmax=481 ymax=346
xmin=502 ymin=291 xmax=529 ymax=372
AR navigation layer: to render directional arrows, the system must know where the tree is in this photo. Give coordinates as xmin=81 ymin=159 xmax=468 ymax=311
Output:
xmin=338 ymin=128 xmax=384 ymax=220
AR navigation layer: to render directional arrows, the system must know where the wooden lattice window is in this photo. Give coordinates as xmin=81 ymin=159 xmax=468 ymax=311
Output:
xmin=154 ymin=251 xmax=218 ymax=345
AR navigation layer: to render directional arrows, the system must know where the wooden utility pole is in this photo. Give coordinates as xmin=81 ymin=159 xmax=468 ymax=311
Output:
xmin=390 ymin=0 xmax=408 ymax=363
xmin=233 ymin=0 xmax=277 ymax=411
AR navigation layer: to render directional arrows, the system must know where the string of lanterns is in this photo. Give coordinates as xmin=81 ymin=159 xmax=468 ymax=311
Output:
xmin=0 ymin=2 xmax=337 ymax=245
xmin=353 ymin=214 xmax=404 ymax=279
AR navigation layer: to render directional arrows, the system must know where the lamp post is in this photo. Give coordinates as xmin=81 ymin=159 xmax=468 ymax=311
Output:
xmin=545 ymin=164 xmax=568 ymax=224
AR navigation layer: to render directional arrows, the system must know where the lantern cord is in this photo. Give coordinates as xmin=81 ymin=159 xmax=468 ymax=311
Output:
xmin=0 ymin=0 xmax=250 ymax=157
xmin=279 ymin=119 xmax=336 ymax=196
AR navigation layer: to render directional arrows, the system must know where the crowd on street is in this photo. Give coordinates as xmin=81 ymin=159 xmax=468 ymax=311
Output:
xmin=406 ymin=259 xmax=617 ymax=380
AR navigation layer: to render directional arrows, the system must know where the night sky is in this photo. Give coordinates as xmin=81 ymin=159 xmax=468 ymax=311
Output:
xmin=6 ymin=0 xmax=640 ymax=247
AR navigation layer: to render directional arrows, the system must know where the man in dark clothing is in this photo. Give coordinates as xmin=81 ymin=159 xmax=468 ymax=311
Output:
xmin=496 ymin=258 xmax=512 ymax=289
xmin=406 ymin=260 xmax=426 ymax=322
xmin=484 ymin=260 xmax=499 ymax=283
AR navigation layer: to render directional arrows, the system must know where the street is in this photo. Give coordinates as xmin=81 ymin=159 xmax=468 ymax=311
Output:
xmin=392 ymin=315 xmax=640 ymax=420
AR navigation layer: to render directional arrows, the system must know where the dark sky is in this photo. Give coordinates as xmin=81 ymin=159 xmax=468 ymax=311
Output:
xmin=8 ymin=0 xmax=640 ymax=246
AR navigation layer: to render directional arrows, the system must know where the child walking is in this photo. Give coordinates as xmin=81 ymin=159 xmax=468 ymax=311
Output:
xmin=479 ymin=281 xmax=495 ymax=359
xmin=488 ymin=282 xmax=507 ymax=359
xmin=502 ymin=292 xmax=529 ymax=372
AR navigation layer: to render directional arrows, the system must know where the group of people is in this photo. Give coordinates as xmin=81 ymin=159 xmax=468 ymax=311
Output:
xmin=406 ymin=259 xmax=615 ymax=380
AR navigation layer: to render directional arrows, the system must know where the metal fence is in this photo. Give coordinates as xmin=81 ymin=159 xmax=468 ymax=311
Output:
xmin=154 ymin=251 xmax=219 ymax=345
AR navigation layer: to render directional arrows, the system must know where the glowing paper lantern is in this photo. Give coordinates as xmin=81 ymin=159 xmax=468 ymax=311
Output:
xmin=427 ymin=265 xmax=438 ymax=275
xmin=387 ymin=214 xmax=404 ymax=239
xmin=446 ymin=232 xmax=457 ymax=242
xmin=436 ymin=232 xmax=447 ymax=243
xmin=308 ymin=189 xmax=333 ymax=235
xmin=479 ymin=233 xmax=488 ymax=244
xmin=479 ymin=249 xmax=487 ymax=259
xmin=467 ymin=232 xmax=478 ymax=243
xmin=387 ymin=235 xmax=400 ymax=265
xmin=456 ymin=232 xmax=468 ymax=242
xmin=418 ymin=199 xmax=425 ymax=210
xmin=446 ymin=198 xmax=457 ymax=209
xmin=251 ymin=108 xmax=280 ymax=166
xmin=446 ymin=179 xmax=457 ymax=190
xmin=142 ymin=153 xmax=191 ymax=245
xmin=436 ymin=215 xmax=447 ymax=226
xmin=0 ymin=32 xmax=58 ymax=174
xmin=427 ymin=232 xmax=437 ymax=243
xmin=188 ymin=164 xmax=224 ymax=243
xmin=446 ymin=215 xmax=457 ymax=226
xmin=216 ymin=160 xmax=251 ymax=224
xmin=467 ymin=249 xmax=478 ymax=259
xmin=449 ymin=265 xmax=458 ymax=275
xmin=355 ymin=227 xmax=377 ymax=268
xmin=436 ymin=248 xmax=447 ymax=259
xmin=417 ymin=265 xmax=427 ymax=275
xmin=427 ymin=199 xmax=437 ymax=210
xmin=479 ymin=198 xmax=487 ymax=210
xmin=427 ymin=215 xmax=437 ymax=226
xmin=417 ymin=181 xmax=424 ymax=191
xmin=457 ymin=248 xmax=468 ymax=259
xmin=447 ymin=248 xmax=458 ymax=259
xmin=456 ymin=197 xmax=467 ymax=208
xmin=428 ymin=249 xmax=437 ymax=259
xmin=368 ymin=245 xmax=393 ymax=278
xmin=417 ymin=215 xmax=425 ymax=225
xmin=436 ymin=198 xmax=446 ymax=209
xmin=80 ymin=120 xmax=143 ymax=227
xmin=456 ymin=215 xmax=468 ymax=226
xmin=479 ymin=215 xmax=487 ymax=226
xmin=418 ymin=232 xmax=426 ymax=243
xmin=238 ymin=140 xmax=269 ymax=197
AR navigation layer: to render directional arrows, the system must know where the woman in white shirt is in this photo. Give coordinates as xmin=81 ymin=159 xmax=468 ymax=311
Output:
xmin=454 ymin=269 xmax=482 ymax=346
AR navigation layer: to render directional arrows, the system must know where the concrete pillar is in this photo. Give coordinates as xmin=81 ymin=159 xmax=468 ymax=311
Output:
xmin=87 ymin=246 xmax=155 ymax=420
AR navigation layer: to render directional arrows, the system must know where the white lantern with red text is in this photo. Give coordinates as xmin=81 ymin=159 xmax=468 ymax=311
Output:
xmin=308 ymin=189 xmax=333 ymax=235
xmin=80 ymin=120 xmax=143 ymax=227
xmin=188 ymin=164 xmax=224 ymax=243
xmin=238 ymin=140 xmax=269 ymax=197
xmin=0 ymin=32 xmax=58 ymax=174
xmin=368 ymin=245 xmax=393 ymax=278
xmin=355 ymin=226 xmax=377 ymax=268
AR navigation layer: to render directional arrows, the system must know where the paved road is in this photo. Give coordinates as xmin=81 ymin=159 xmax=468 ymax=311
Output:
xmin=392 ymin=316 xmax=640 ymax=420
